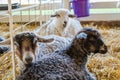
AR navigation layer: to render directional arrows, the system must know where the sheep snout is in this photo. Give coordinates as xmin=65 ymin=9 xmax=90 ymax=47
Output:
xmin=63 ymin=21 xmax=67 ymax=28
xmin=99 ymin=45 xmax=107 ymax=54
xmin=23 ymin=51 xmax=35 ymax=65
xmin=25 ymin=57 xmax=33 ymax=64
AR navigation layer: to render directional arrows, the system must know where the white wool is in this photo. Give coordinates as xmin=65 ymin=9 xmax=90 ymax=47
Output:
xmin=36 ymin=35 xmax=71 ymax=61
xmin=46 ymin=18 xmax=64 ymax=36
xmin=63 ymin=18 xmax=83 ymax=37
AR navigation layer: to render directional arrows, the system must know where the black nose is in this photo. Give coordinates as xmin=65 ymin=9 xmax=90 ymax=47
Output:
xmin=64 ymin=21 xmax=67 ymax=24
xmin=63 ymin=21 xmax=67 ymax=27
xmin=99 ymin=45 xmax=108 ymax=54
xmin=25 ymin=57 xmax=33 ymax=63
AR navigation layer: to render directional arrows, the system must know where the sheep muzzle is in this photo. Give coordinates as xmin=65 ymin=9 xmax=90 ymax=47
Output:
xmin=98 ymin=45 xmax=107 ymax=54
xmin=63 ymin=21 xmax=67 ymax=28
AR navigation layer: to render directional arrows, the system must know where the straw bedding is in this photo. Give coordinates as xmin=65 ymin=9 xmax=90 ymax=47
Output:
xmin=0 ymin=22 xmax=120 ymax=80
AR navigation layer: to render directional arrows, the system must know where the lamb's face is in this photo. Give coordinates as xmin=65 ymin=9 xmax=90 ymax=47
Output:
xmin=14 ymin=32 xmax=54 ymax=67
xmin=0 ymin=32 xmax=54 ymax=67
xmin=76 ymin=28 xmax=107 ymax=54
xmin=14 ymin=33 xmax=37 ymax=67
xmin=51 ymin=9 xmax=76 ymax=28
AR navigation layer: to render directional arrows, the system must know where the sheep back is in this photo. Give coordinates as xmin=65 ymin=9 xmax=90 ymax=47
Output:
xmin=36 ymin=35 xmax=71 ymax=61
xmin=17 ymin=51 xmax=96 ymax=80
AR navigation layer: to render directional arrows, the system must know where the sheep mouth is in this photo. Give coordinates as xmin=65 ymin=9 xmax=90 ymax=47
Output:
xmin=94 ymin=49 xmax=107 ymax=54
xmin=98 ymin=50 xmax=107 ymax=54
xmin=99 ymin=46 xmax=108 ymax=54
xmin=25 ymin=63 xmax=33 ymax=67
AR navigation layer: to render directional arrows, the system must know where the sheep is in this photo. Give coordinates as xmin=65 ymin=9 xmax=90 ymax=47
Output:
xmin=36 ymin=8 xmax=83 ymax=37
xmin=0 ymin=32 xmax=71 ymax=74
xmin=0 ymin=32 xmax=54 ymax=73
xmin=0 ymin=45 xmax=10 ymax=54
xmin=0 ymin=36 xmax=10 ymax=54
xmin=17 ymin=28 xmax=107 ymax=80
xmin=0 ymin=36 xmax=5 ymax=41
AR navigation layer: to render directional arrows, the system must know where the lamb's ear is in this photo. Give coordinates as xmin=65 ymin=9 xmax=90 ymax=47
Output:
xmin=76 ymin=32 xmax=87 ymax=39
xmin=68 ymin=14 xmax=76 ymax=18
xmin=14 ymin=41 xmax=19 ymax=47
xmin=37 ymin=36 xmax=54 ymax=43
xmin=0 ymin=38 xmax=11 ymax=45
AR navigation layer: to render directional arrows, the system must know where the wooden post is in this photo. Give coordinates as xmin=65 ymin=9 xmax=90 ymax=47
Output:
xmin=62 ymin=0 xmax=69 ymax=9
xmin=8 ymin=0 xmax=16 ymax=80
xmin=39 ymin=0 xmax=42 ymax=26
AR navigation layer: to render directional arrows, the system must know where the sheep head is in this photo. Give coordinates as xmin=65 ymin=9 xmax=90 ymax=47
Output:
xmin=75 ymin=28 xmax=107 ymax=54
xmin=0 ymin=32 xmax=54 ymax=67
xmin=51 ymin=9 xmax=76 ymax=28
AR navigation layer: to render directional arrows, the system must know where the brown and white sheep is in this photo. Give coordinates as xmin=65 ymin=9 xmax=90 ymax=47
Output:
xmin=0 ymin=32 xmax=54 ymax=73
xmin=0 ymin=32 xmax=71 ymax=73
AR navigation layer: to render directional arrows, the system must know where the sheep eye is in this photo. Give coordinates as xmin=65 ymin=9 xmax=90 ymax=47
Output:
xmin=89 ymin=37 xmax=95 ymax=41
xmin=57 ymin=14 xmax=60 ymax=17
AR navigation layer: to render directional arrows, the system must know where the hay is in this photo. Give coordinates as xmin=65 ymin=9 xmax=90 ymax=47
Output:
xmin=0 ymin=23 xmax=120 ymax=80
xmin=86 ymin=26 xmax=120 ymax=80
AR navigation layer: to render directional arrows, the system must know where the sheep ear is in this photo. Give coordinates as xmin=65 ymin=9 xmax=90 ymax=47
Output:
xmin=68 ymin=14 xmax=76 ymax=18
xmin=14 ymin=41 xmax=19 ymax=47
xmin=0 ymin=38 xmax=11 ymax=45
xmin=37 ymin=36 xmax=54 ymax=43
xmin=76 ymin=32 xmax=87 ymax=39
xmin=93 ymin=31 xmax=100 ymax=37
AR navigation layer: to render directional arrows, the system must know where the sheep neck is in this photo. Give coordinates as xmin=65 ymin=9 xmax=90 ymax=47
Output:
xmin=65 ymin=40 xmax=89 ymax=68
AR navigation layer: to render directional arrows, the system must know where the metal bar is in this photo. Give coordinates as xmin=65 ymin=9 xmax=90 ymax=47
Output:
xmin=34 ymin=0 xmax=37 ymax=27
xmin=0 ymin=16 xmax=9 ymax=20
xmin=8 ymin=0 xmax=16 ymax=80
xmin=12 ymin=4 xmax=39 ymax=12
xmin=14 ymin=17 xmax=39 ymax=32
xmin=3 ymin=17 xmax=40 ymax=37
xmin=0 ymin=4 xmax=39 ymax=16
xmin=20 ymin=0 xmax=23 ymax=31
xmin=62 ymin=0 xmax=69 ymax=9
xmin=0 ymin=11 xmax=9 ymax=15
xmin=39 ymin=1 xmax=42 ymax=26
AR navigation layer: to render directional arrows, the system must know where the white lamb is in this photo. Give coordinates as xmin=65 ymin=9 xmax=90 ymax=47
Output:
xmin=36 ymin=8 xmax=83 ymax=37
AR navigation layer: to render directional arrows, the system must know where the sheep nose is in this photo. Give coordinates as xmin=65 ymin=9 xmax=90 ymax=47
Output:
xmin=64 ymin=21 xmax=67 ymax=24
xmin=99 ymin=45 xmax=108 ymax=54
xmin=25 ymin=57 xmax=33 ymax=63
xmin=63 ymin=21 xmax=67 ymax=27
